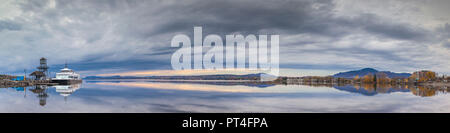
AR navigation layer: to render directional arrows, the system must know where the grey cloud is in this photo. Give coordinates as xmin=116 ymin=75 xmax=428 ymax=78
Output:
xmin=136 ymin=0 xmax=429 ymax=41
xmin=437 ymin=23 xmax=450 ymax=48
xmin=98 ymin=0 xmax=341 ymax=39
xmin=1 ymin=0 xmax=449 ymax=74
xmin=355 ymin=14 xmax=428 ymax=41
xmin=0 ymin=20 xmax=21 ymax=31
xmin=150 ymin=0 xmax=341 ymax=36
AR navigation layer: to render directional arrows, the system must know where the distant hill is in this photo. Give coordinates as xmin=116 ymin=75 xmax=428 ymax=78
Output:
xmin=84 ymin=73 xmax=267 ymax=80
xmin=333 ymin=68 xmax=411 ymax=78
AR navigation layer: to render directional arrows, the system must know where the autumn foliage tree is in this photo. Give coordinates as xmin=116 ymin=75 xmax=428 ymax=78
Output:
xmin=410 ymin=70 xmax=437 ymax=82
xmin=376 ymin=72 xmax=390 ymax=84
xmin=362 ymin=73 xmax=374 ymax=83
xmin=353 ymin=75 xmax=360 ymax=83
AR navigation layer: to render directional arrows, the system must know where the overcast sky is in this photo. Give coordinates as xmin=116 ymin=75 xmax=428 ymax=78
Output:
xmin=0 ymin=0 xmax=449 ymax=76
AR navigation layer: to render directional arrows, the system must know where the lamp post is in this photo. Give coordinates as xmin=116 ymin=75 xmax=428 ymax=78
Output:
xmin=24 ymin=69 xmax=26 ymax=80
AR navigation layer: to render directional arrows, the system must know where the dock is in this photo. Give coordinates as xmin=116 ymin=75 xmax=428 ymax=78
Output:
xmin=1 ymin=57 xmax=79 ymax=88
xmin=0 ymin=80 xmax=32 ymax=88
xmin=0 ymin=79 xmax=57 ymax=88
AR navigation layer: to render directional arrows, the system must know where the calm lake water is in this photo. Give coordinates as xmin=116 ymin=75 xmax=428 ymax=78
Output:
xmin=1 ymin=79 xmax=449 ymax=113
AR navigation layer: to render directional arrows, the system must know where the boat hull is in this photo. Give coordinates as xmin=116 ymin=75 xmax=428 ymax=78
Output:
xmin=51 ymin=79 xmax=82 ymax=85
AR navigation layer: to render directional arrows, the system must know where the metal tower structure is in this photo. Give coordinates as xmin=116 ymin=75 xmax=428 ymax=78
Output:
xmin=37 ymin=57 xmax=49 ymax=79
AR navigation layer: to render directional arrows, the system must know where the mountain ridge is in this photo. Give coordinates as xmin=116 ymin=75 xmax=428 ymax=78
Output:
xmin=84 ymin=73 xmax=267 ymax=80
xmin=333 ymin=68 xmax=411 ymax=78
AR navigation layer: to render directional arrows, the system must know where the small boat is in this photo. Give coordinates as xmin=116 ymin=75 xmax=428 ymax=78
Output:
xmin=51 ymin=63 xmax=82 ymax=85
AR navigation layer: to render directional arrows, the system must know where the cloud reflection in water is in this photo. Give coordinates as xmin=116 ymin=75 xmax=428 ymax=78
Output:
xmin=0 ymin=80 xmax=450 ymax=113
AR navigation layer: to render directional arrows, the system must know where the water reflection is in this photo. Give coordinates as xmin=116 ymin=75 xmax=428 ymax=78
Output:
xmin=55 ymin=84 xmax=81 ymax=101
xmin=410 ymin=86 xmax=450 ymax=97
xmin=6 ymin=84 xmax=82 ymax=107
xmin=0 ymin=80 xmax=450 ymax=112
xmin=302 ymin=83 xmax=450 ymax=97
xmin=92 ymin=80 xmax=450 ymax=97
xmin=29 ymin=85 xmax=49 ymax=106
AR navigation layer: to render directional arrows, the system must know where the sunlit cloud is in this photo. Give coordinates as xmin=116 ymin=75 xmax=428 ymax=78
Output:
xmin=95 ymin=68 xmax=340 ymax=77
xmin=97 ymin=69 xmax=266 ymax=76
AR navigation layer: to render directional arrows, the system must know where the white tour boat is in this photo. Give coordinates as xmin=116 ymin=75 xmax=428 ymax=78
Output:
xmin=51 ymin=63 xmax=82 ymax=85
